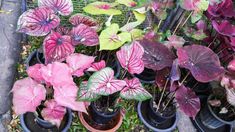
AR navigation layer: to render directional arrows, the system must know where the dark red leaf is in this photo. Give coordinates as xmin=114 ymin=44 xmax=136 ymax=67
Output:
xmin=212 ymin=20 xmax=235 ymax=37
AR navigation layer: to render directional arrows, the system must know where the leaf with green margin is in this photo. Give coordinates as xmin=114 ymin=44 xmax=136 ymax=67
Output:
xmin=87 ymin=67 xmax=126 ymax=96
xmin=120 ymin=78 xmax=152 ymax=101
xmin=99 ymin=24 xmax=131 ymax=50
xmin=191 ymin=12 xmax=202 ymax=23
xmin=130 ymin=29 xmax=143 ymax=40
xmin=83 ymin=2 xmax=121 ymax=15
xmin=116 ymin=0 xmax=137 ymax=7
xmin=77 ymin=81 xmax=100 ymax=102
xmin=192 ymin=30 xmax=207 ymax=40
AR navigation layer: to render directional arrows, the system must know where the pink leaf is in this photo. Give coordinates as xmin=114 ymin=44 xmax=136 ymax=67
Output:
xmin=69 ymin=13 xmax=100 ymax=31
xmin=17 ymin=7 xmax=60 ymax=36
xmin=41 ymin=62 xmax=74 ymax=86
xmin=177 ymin=45 xmax=224 ymax=82
xmin=207 ymin=0 xmax=235 ymax=18
xmin=196 ymin=20 xmax=207 ymax=31
xmin=66 ymin=53 xmax=95 ymax=77
xmin=54 ymin=83 xmax=87 ymax=114
xmin=55 ymin=26 xmax=71 ymax=35
xmin=70 ymin=24 xmax=99 ymax=46
xmin=120 ymin=78 xmax=152 ymax=101
xmin=212 ymin=20 xmax=235 ymax=37
xmin=175 ymin=84 xmax=200 ymax=119
xmin=87 ymin=67 xmax=126 ymax=95
xmin=41 ymin=100 xmax=66 ymax=128
xmin=116 ymin=41 xmax=144 ymax=74
xmin=228 ymin=59 xmax=235 ymax=72
xmin=180 ymin=0 xmax=200 ymax=11
xmin=43 ymin=31 xmax=74 ymax=64
xmin=164 ymin=35 xmax=185 ymax=49
xmin=87 ymin=60 xmax=106 ymax=72
xmin=12 ymin=77 xmax=46 ymax=115
xmin=38 ymin=0 xmax=73 ymax=16
xmin=27 ymin=64 xmax=45 ymax=83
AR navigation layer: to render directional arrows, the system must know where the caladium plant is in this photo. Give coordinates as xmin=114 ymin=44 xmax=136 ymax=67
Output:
xmin=83 ymin=2 xmax=122 ymax=15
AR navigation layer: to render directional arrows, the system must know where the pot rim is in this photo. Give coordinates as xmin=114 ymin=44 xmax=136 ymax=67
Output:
xmin=79 ymin=111 xmax=123 ymax=132
xmin=137 ymin=101 xmax=178 ymax=132
xmin=207 ymin=95 xmax=235 ymax=124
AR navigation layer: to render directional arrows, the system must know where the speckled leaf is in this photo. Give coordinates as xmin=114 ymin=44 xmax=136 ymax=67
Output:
xmin=17 ymin=7 xmax=60 ymax=36
xmin=99 ymin=24 xmax=131 ymax=50
xmin=83 ymin=2 xmax=121 ymax=15
xmin=77 ymin=81 xmax=100 ymax=101
xmin=120 ymin=78 xmax=152 ymax=101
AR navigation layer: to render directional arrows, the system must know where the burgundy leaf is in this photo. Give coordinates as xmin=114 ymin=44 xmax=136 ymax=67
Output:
xmin=155 ymin=68 xmax=170 ymax=90
xmin=17 ymin=7 xmax=60 ymax=36
xmin=177 ymin=45 xmax=224 ymax=82
xmin=43 ymin=31 xmax=74 ymax=64
xmin=175 ymin=84 xmax=200 ymax=118
xmin=70 ymin=24 xmax=99 ymax=46
xmin=87 ymin=60 xmax=106 ymax=72
xmin=69 ymin=13 xmax=100 ymax=31
xmin=116 ymin=41 xmax=145 ymax=74
xmin=41 ymin=100 xmax=66 ymax=128
xmin=140 ymin=39 xmax=175 ymax=71
xmin=228 ymin=59 xmax=235 ymax=72
xmin=212 ymin=20 xmax=235 ymax=37
xmin=55 ymin=26 xmax=70 ymax=35
xmin=207 ymin=0 xmax=235 ymax=18
xmin=38 ymin=0 xmax=73 ymax=16
xmin=170 ymin=59 xmax=181 ymax=83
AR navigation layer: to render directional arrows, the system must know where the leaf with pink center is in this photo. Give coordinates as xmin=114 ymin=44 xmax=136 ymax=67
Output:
xmin=140 ymin=39 xmax=175 ymax=71
xmin=54 ymin=83 xmax=87 ymax=114
xmin=177 ymin=45 xmax=224 ymax=82
xmin=77 ymin=81 xmax=101 ymax=101
xmin=17 ymin=7 xmax=60 ymax=36
xmin=212 ymin=20 xmax=235 ymax=37
xmin=38 ymin=0 xmax=73 ymax=16
xmin=116 ymin=41 xmax=144 ymax=74
xmin=66 ymin=53 xmax=95 ymax=77
xmin=27 ymin=64 xmax=45 ymax=83
xmin=175 ymin=84 xmax=200 ymax=119
xmin=70 ymin=24 xmax=99 ymax=46
xmin=87 ymin=67 xmax=126 ymax=96
xmin=120 ymin=78 xmax=152 ymax=101
xmin=83 ymin=2 xmax=121 ymax=15
xmin=41 ymin=62 xmax=74 ymax=86
xmin=69 ymin=13 xmax=100 ymax=31
xmin=43 ymin=31 xmax=74 ymax=64
xmin=87 ymin=60 xmax=106 ymax=72
xmin=12 ymin=77 xmax=46 ymax=115
xmin=164 ymin=35 xmax=185 ymax=49
xmin=41 ymin=100 xmax=66 ymax=128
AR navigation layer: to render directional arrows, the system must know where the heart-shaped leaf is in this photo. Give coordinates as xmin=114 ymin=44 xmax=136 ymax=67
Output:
xmin=41 ymin=100 xmax=66 ymax=128
xmin=212 ymin=20 xmax=235 ymax=37
xmin=77 ymin=81 xmax=100 ymax=101
xmin=99 ymin=24 xmax=131 ymax=50
xmin=83 ymin=2 xmax=121 ymax=15
xmin=66 ymin=53 xmax=95 ymax=77
xmin=177 ymin=45 xmax=224 ymax=82
xmin=180 ymin=0 xmax=209 ymax=11
xmin=87 ymin=60 xmax=106 ymax=72
xmin=38 ymin=0 xmax=73 ymax=16
xmin=69 ymin=13 xmax=100 ymax=31
xmin=12 ymin=77 xmax=46 ymax=115
xmin=27 ymin=64 xmax=45 ymax=83
xmin=140 ymin=39 xmax=175 ymax=71
xmin=17 ymin=7 xmax=60 ymax=36
xmin=70 ymin=24 xmax=99 ymax=46
xmin=54 ymin=83 xmax=87 ymax=114
xmin=120 ymin=78 xmax=152 ymax=101
xmin=116 ymin=41 xmax=144 ymax=74
xmin=175 ymin=84 xmax=200 ymax=119
xmin=87 ymin=67 xmax=126 ymax=96
xmin=43 ymin=31 xmax=74 ymax=64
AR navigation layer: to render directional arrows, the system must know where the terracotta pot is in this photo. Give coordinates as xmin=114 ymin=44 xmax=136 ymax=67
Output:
xmin=79 ymin=111 xmax=123 ymax=132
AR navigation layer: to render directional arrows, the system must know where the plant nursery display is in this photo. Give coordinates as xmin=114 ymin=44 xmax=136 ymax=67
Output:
xmin=11 ymin=0 xmax=235 ymax=131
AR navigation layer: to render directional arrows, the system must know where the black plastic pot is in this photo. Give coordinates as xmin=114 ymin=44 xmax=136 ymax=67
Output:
xmin=25 ymin=49 xmax=45 ymax=68
xmin=137 ymin=100 xmax=178 ymax=132
xmin=200 ymin=95 xmax=235 ymax=129
xmin=134 ymin=68 xmax=156 ymax=84
xmin=89 ymin=102 xmax=120 ymax=124
xmin=20 ymin=108 xmax=72 ymax=132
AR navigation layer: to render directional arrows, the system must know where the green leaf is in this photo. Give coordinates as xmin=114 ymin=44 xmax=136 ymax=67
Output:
xmin=192 ymin=30 xmax=207 ymax=40
xmin=77 ymin=81 xmax=100 ymax=102
xmin=99 ymin=24 xmax=131 ymax=50
xmin=116 ymin=0 xmax=137 ymax=7
xmin=191 ymin=12 xmax=202 ymax=23
xmin=130 ymin=29 xmax=143 ymax=40
xmin=197 ymin=0 xmax=209 ymax=11
xmin=83 ymin=2 xmax=122 ymax=15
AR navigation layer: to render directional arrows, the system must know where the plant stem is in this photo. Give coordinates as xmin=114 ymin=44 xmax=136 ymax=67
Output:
xmin=156 ymin=79 xmax=169 ymax=112
xmin=98 ymin=51 xmax=102 ymax=60
xmin=106 ymin=51 xmax=111 ymax=64
xmin=179 ymin=72 xmax=190 ymax=86
xmin=208 ymin=34 xmax=218 ymax=48
xmin=157 ymin=19 xmax=162 ymax=32
xmin=172 ymin=12 xmax=185 ymax=35
xmin=106 ymin=96 xmax=110 ymax=112
xmin=181 ymin=11 xmax=193 ymax=28
xmin=121 ymin=70 xmax=128 ymax=79
xmin=163 ymin=95 xmax=174 ymax=111
xmin=173 ymin=11 xmax=192 ymax=35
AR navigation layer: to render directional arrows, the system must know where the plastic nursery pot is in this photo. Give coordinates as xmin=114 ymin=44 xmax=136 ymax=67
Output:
xmin=137 ymin=100 xmax=178 ymax=132
xmin=133 ymin=68 xmax=156 ymax=84
xmin=20 ymin=108 xmax=72 ymax=132
xmin=78 ymin=110 xmax=123 ymax=132
xmin=200 ymin=95 xmax=235 ymax=129
xmin=89 ymin=102 xmax=120 ymax=124
xmin=25 ymin=48 xmax=45 ymax=68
